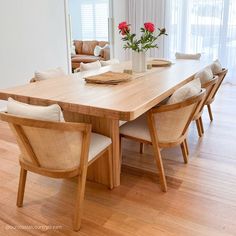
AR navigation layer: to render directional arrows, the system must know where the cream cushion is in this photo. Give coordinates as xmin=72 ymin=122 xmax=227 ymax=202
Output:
xmin=94 ymin=44 xmax=109 ymax=57
xmin=194 ymin=66 xmax=214 ymax=85
xmin=88 ymin=133 xmax=111 ymax=162
xmin=211 ymin=59 xmax=223 ymax=74
xmin=100 ymin=59 xmax=120 ymax=66
xmin=120 ymin=115 xmax=151 ymax=142
xmin=94 ymin=45 xmax=103 ymax=57
xmin=119 ymin=121 xmax=127 ymax=126
xmin=34 ymin=67 xmax=66 ymax=81
xmin=167 ymin=78 xmax=201 ymax=104
xmin=175 ymin=52 xmax=201 ymax=60
xmin=7 ymin=98 xmax=62 ymax=121
xmin=80 ymin=61 xmax=101 ymax=72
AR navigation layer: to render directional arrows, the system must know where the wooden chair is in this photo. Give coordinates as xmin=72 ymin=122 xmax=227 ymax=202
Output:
xmin=192 ymin=76 xmax=219 ymax=137
xmin=0 ymin=112 xmax=113 ymax=231
xmin=120 ymin=90 xmax=206 ymax=192
xmin=205 ymin=68 xmax=228 ymax=121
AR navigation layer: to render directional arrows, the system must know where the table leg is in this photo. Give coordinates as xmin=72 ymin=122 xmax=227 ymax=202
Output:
xmin=63 ymin=111 xmax=121 ymax=187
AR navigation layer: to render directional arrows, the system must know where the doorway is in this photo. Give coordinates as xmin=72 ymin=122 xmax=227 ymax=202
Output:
xmin=65 ymin=0 xmax=114 ymax=72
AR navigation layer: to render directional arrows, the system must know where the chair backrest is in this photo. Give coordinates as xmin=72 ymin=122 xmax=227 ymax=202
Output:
xmin=208 ymin=68 xmax=228 ymax=103
xmin=0 ymin=112 xmax=91 ymax=175
xmin=175 ymin=52 xmax=201 ymax=60
xmin=30 ymin=67 xmax=66 ymax=83
xmin=149 ymin=89 xmax=206 ymax=144
xmin=193 ymin=76 xmax=219 ymax=119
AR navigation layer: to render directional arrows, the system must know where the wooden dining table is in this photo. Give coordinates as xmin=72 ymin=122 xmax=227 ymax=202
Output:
xmin=0 ymin=59 xmax=210 ymax=187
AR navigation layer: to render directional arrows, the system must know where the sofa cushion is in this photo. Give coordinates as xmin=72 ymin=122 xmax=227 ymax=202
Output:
xmin=211 ymin=59 xmax=223 ymax=75
xmin=194 ymin=66 xmax=214 ymax=85
xmin=74 ymin=40 xmax=83 ymax=54
xmin=167 ymin=78 xmax=201 ymax=104
xmin=82 ymin=41 xmax=98 ymax=55
xmin=80 ymin=61 xmax=101 ymax=72
xmin=7 ymin=98 xmax=62 ymax=121
xmin=98 ymin=41 xmax=109 ymax=47
xmin=34 ymin=67 xmax=66 ymax=81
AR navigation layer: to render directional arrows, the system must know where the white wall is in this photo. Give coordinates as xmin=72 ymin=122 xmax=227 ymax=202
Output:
xmin=0 ymin=0 xmax=69 ymax=108
xmin=112 ymin=0 xmax=128 ymax=61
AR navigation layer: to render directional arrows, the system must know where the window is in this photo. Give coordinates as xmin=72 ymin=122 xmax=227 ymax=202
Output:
xmin=69 ymin=0 xmax=109 ymax=41
xmin=165 ymin=0 xmax=236 ymax=79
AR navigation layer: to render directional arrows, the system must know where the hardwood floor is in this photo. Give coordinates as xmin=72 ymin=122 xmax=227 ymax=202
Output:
xmin=1 ymin=83 xmax=236 ymax=235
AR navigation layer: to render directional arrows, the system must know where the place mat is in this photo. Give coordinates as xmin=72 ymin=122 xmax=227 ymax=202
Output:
xmin=149 ymin=59 xmax=172 ymax=67
xmin=84 ymin=71 xmax=132 ymax=85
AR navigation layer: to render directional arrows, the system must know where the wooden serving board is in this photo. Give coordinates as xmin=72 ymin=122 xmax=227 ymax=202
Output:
xmin=84 ymin=71 xmax=132 ymax=85
xmin=149 ymin=59 xmax=172 ymax=67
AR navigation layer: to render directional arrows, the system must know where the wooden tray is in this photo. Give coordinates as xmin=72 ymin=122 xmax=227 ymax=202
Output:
xmin=150 ymin=59 xmax=172 ymax=67
xmin=84 ymin=71 xmax=132 ymax=85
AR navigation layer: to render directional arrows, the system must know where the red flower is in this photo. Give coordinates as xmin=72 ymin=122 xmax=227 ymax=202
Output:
xmin=144 ymin=22 xmax=155 ymax=33
xmin=118 ymin=21 xmax=130 ymax=35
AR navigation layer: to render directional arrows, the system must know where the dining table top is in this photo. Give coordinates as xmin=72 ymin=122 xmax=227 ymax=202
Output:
xmin=0 ymin=59 xmax=210 ymax=121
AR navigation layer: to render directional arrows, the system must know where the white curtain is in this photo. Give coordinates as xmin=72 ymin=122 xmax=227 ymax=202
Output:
xmin=164 ymin=0 xmax=236 ymax=80
xmin=127 ymin=0 xmax=165 ymax=58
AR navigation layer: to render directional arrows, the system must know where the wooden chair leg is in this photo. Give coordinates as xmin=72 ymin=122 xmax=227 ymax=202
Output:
xmin=199 ymin=116 xmax=204 ymax=134
xmin=152 ymin=146 xmax=167 ymax=192
xmin=180 ymin=142 xmax=189 ymax=164
xmin=196 ymin=119 xmax=203 ymax=137
xmin=184 ymin=139 xmax=189 ymax=156
xmin=119 ymin=136 xmax=123 ymax=165
xmin=17 ymin=167 xmax=27 ymax=207
xmin=107 ymin=146 xmax=114 ymax=190
xmin=139 ymin=143 xmax=144 ymax=154
xmin=207 ymin=104 xmax=213 ymax=122
xmin=73 ymin=172 xmax=87 ymax=231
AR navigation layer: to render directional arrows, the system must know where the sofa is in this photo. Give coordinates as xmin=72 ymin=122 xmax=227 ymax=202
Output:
xmin=71 ymin=40 xmax=110 ymax=70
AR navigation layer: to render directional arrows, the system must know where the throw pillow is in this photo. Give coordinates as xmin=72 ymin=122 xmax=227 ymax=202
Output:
xmin=211 ymin=59 xmax=223 ymax=75
xmin=34 ymin=67 xmax=66 ymax=81
xmin=194 ymin=66 xmax=214 ymax=85
xmin=94 ymin=44 xmax=109 ymax=57
xmin=80 ymin=61 xmax=101 ymax=72
xmin=167 ymin=78 xmax=201 ymax=104
xmin=7 ymin=97 xmax=62 ymax=121
xmin=175 ymin=52 xmax=201 ymax=60
xmin=100 ymin=59 xmax=120 ymax=66
xmin=94 ymin=45 xmax=102 ymax=57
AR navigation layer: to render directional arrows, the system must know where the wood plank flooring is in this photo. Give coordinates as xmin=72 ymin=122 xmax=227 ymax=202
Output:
xmin=0 ymin=82 xmax=236 ymax=235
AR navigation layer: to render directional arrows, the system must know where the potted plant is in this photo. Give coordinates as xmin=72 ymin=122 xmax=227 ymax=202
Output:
xmin=118 ymin=21 xmax=167 ymax=73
